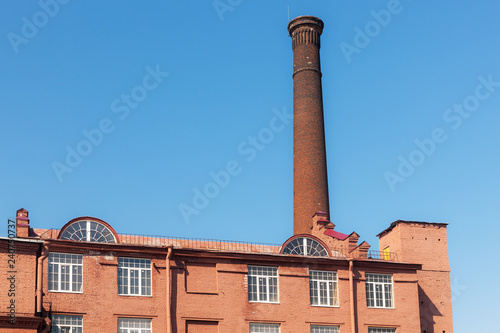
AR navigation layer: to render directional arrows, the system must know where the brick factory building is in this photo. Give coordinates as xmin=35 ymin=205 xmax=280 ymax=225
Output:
xmin=0 ymin=16 xmax=453 ymax=333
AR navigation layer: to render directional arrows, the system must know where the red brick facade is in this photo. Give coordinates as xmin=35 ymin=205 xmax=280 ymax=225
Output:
xmin=0 ymin=15 xmax=453 ymax=333
xmin=0 ymin=212 xmax=453 ymax=332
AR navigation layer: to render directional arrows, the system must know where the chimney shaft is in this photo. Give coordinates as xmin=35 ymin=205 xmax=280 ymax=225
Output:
xmin=288 ymin=16 xmax=330 ymax=234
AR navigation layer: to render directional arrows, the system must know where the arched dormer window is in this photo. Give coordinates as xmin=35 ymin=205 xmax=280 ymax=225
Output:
xmin=281 ymin=235 xmax=329 ymax=257
xmin=59 ymin=218 xmax=117 ymax=243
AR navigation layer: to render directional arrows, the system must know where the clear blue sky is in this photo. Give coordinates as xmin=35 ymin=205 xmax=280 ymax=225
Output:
xmin=1 ymin=1 xmax=499 ymax=331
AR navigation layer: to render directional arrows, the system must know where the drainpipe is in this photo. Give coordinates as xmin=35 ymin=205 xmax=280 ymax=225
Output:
xmin=40 ymin=316 xmax=52 ymax=333
xmin=349 ymin=259 xmax=356 ymax=333
xmin=166 ymin=246 xmax=173 ymax=333
xmin=36 ymin=241 xmax=50 ymax=315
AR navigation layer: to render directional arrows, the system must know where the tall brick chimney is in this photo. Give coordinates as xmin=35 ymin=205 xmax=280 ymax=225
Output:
xmin=288 ymin=16 xmax=330 ymax=234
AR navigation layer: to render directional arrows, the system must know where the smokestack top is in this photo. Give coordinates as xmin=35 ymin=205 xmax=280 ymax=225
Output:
xmin=287 ymin=16 xmax=324 ymax=36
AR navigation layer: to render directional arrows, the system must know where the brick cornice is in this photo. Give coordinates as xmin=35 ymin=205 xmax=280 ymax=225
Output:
xmin=291 ymin=27 xmax=321 ymax=49
xmin=0 ymin=315 xmax=42 ymax=329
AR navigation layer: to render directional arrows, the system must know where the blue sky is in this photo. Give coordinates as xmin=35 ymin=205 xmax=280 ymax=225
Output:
xmin=1 ymin=1 xmax=499 ymax=331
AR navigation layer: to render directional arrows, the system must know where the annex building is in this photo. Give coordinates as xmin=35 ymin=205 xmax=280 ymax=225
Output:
xmin=0 ymin=16 xmax=454 ymax=333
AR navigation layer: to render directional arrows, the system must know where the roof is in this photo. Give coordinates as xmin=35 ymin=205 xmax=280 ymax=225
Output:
xmin=377 ymin=220 xmax=449 ymax=237
xmin=324 ymin=229 xmax=349 ymax=240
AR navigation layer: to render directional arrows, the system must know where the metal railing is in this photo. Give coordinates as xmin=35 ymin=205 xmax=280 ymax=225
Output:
xmin=33 ymin=229 xmax=280 ymax=254
xmin=366 ymin=250 xmax=398 ymax=261
xmin=119 ymin=234 xmax=281 ymax=254
xmin=32 ymin=228 xmax=398 ymax=261
xmin=34 ymin=228 xmax=58 ymax=239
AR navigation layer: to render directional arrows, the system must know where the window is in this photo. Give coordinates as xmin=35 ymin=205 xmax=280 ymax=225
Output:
xmin=51 ymin=315 xmax=82 ymax=333
xmin=281 ymin=237 xmax=328 ymax=256
xmin=250 ymin=323 xmax=280 ymax=333
xmin=368 ymin=328 xmax=396 ymax=333
xmin=48 ymin=253 xmax=83 ymax=293
xmin=60 ymin=220 xmax=116 ymax=243
xmin=118 ymin=258 xmax=152 ymax=296
xmin=311 ymin=325 xmax=340 ymax=333
xmin=118 ymin=318 xmax=152 ymax=333
xmin=309 ymin=270 xmax=338 ymax=306
xmin=248 ymin=266 xmax=278 ymax=303
xmin=366 ymin=273 xmax=393 ymax=308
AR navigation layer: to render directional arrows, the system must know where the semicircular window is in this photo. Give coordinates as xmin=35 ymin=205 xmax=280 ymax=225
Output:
xmin=282 ymin=237 xmax=328 ymax=257
xmin=60 ymin=220 xmax=116 ymax=243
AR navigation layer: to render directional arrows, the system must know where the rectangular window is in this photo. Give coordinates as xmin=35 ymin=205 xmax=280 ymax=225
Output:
xmin=51 ymin=315 xmax=82 ymax=333
xmin=48 ymin=253 xmax=83 ymax=293
xmin=365 ymin=273 xmax=393 ymax=308
xmin=250 ymin=323 xmax=280 ymax=333
xmin=118 ymin=258 xmax=152 ymax=296
xmin=118 ymin=318 xmax=152 ymax=333
xmin=368 ymin=328 xmax=396 ymax=333
xmin=311 ymin=325 xmax=340 ymax=333
xmin=248 ymin=266 xmax=278 ymax=303
xmin=309 ymin=270 xmax=338 ymax=307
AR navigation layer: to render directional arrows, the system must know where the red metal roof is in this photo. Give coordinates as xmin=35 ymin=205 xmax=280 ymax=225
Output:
xmin=324 ymin=229 xmax=349 ymax=240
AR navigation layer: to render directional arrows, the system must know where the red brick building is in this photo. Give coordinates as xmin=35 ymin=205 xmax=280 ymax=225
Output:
xmin=0 ymin=16 xmax=453 ymax=333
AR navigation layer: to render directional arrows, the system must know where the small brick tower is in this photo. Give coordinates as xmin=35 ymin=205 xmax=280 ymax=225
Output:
xmin=378 ymin=221 xmax=454 ymax=332
xmin=288 ymin=16 xmax=330 ymax=234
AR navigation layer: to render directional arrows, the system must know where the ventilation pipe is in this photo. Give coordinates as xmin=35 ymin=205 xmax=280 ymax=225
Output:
xmin=166 ymin=246 xmax=173 ymax=333
xmin=36 ymin=241 xmax=50 ymax=315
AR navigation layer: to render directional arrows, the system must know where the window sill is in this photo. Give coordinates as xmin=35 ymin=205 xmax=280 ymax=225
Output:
xmin=311 ymin=304 xmax=340 ymax=308
xmin=118 ymin=294 xmax=153 ymax=298
xmin=48 ymin=290 xmax=83 ymax=294
xmin=249 ymin=301 xmax=280 ymax=304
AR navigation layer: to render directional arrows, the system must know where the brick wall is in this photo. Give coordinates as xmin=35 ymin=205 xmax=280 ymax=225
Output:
xmin=0 ymin=239 xmax=41 ymax=331
xmin=379 ymin=222 xmax=454 ymax=332
xmin=43 ymin=245 xmax=167 ymax=332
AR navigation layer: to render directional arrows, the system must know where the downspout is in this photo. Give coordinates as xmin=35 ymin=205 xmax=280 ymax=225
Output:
xmin=349 ymin=259 xmax=356 ymax=333
xmin=40 ymin=316 xmax=52 ymax=333
xmin=37 ymin=241 xmax=50 ymax=314
xmin=166 ymin=246 xmax=173 ymax=333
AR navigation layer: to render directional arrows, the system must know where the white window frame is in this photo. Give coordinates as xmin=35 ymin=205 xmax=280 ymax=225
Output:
xmin=281 ymin=237 xmax=328 ymax=257
xmin=365 ymin=273 xmax=394 ymax=308
xmin=118 ymin=257 xmax=152 ymax=296
xmin=311 ymin=325 xmax=340 ymax=333
xmin=60 ymin=220 xmax=116 ymax=243
xmin=368 ymin=328 xmax=396 ymax=333
xmin=118 ymin=318 xmax=152 ymax=333
xmin=248 ymin=266 xmax=279 ymax=303
xmin=309 ymin=270 xmax=339 ymax=307
xmin=51 ymin=314 xmax=83 ymax=333
xmin=48 ymin=253 xmax=83 ymax=293
xmin=250 ymin=322 xmax=280 ymax=332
